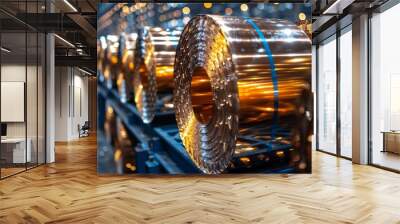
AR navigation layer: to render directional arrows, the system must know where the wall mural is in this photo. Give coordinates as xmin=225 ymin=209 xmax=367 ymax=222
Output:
xmin=97 ymin=3 xmax=313 ymax=174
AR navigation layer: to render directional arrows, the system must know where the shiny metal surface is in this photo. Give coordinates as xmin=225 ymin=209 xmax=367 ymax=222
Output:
xmin=104 ymin=103 xmax=117 ymax=147
xmin=117 ymin=33 xmax=137 ymax=103
xmin=133 ymin=27 xmax=181 ymax=123
xmin=97 ymin=36 xmax=107 ymax=82
xmin=114 ymin=117 xmax=136 ymax=174
xmin=103 ymin=35 xmax=120 ymax=89
xmin=174 ymin=15 xmax=312 ymax=174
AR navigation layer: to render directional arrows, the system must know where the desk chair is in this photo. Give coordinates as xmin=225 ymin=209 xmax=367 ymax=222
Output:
xmin=78 ymin=121 xmax=90 ymax=138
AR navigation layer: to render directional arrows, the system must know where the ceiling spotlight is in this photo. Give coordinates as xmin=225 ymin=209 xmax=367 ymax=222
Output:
xmin=54 ymin=34 xmax=75 ymax=48
xmin=63 ymin=0 xmax=78 ymax=12
xmin=78 ymin=67 xmax=93 ymax=76
xmin=322 ymin=0 xmax=351 ymax=14
xmin=1 ymin=47 xmax=11 ymax=53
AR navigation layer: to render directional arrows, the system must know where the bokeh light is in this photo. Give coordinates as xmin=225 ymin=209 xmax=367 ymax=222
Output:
xmin=240 ymin=4 xmax=248 ymax=12
xmin=203 ymin=3 xmax=213 ymax=9
xmin=298 ymin=12 xmax=306 ymax=21
xmin=99 ymin=3 xmax=312 ymax=36
xmin=122 ymin=5 xmax=130 ymax=14
xmin=182 ymin=6 xmax=190 ymax=15
xmin=225 ymin=7 xmax=233 ymax=15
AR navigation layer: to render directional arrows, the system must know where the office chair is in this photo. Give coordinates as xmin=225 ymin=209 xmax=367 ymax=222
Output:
xmin=79 ymin=121 xmax=90 ymax=138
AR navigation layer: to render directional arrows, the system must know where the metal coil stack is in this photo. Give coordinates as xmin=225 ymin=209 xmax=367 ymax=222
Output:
xmin=114 ymin=117 xmax=136 ymax=174
xmin=133 ymin=27 xmax=181 ymax=123
xmin=117 ymin=33 xmax=137 ymax=103
xmin=174 ymin=15 xmax=312 ymax=174
xmin=97 ymin=36 xmax=107 ymax=82
xmin=104 ymin=103 xmax=117 ymax=147
xmin=103 ymin=103 xmax=137 ymax=173
xmin=103 ymin=35 xmax=120 ymax=89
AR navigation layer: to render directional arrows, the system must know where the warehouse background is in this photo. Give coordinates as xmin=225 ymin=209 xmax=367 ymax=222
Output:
xmin=97 ymin=3 xmax=313 ymax=174
xmin=98 ymin=3 xmax=311 ymax=36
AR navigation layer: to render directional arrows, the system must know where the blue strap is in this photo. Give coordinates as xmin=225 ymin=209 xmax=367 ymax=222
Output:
xmin=243 ymin=17 xmax=279 ymax=138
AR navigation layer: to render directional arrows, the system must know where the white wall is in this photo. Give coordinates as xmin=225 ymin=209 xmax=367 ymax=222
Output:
xmin=1 ymin=65 xmax=26 ymax=138
xmin=1 ymin=65 xmax=39 ymax=138
xmin=72 ymin=72 xmax=89 ymax=138
xmin=54 ymin=67 xmax=89 ymax=141
xmin=55 ymin=66 xmax=69 ymax=141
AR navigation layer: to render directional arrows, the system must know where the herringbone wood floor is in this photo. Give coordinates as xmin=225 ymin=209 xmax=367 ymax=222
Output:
xmin=1 ymin=135 xmax=400 ymax=224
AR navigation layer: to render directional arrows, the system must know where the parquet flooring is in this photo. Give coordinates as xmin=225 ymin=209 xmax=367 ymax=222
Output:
xmin=1 ymin=135 xmax=400 ymax=223
xmin=1 ymin=167 xmax=26 ymax=178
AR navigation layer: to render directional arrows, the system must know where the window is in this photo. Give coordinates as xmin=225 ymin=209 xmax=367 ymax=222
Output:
xmin=317 ymin=35 xmax=337 ymax=154
xmin=0 ymin=0 xmax=47 ymax=179
xmin=339 ymin=27 xmax=352 ymax=158
xmin=370 ymin=3 xmax=400 ymax=171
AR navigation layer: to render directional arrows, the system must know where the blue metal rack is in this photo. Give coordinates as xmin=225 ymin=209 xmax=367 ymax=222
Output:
xmin=98 ymin=80 xmax=297 ymax=174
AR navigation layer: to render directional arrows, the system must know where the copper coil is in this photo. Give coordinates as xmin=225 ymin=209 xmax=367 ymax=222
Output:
xmin=104 ymin=103 xmax=117 ymax=147
xmin=103 ymin=35 xmax=120 ymax=89
xmin=133 ymin=27 xmax=181 ymax=123
xmin=114 ymin=117 xmax=136 ymax=174
xmin=117 ymin=33 xmax=137 ymax=103
xmin=174 ymin=15 xmax=312 ymax=174
xmin=97 ymin=36 xmax=107 ymax=82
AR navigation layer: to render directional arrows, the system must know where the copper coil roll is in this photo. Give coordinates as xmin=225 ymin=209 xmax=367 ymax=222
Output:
xmin=104 ymin=103 xmax=117 ymax=147
xmin=97 ymin=36 xmax=107 ymax=82
xmin=114 ymin=117 xmax=136 ymax=174
xmin=133 ymin=27 xmax=181 ymax=123
xmin=174 ymin=15 xmax=312 ymax=174
xmin=117 ymin=33 xmax=137 ymax=103
xmin=103 ymin=35 xmax=120 ymax=89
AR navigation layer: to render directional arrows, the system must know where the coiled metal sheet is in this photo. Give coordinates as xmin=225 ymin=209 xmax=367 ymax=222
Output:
xmin=133 ymin=27 xmax=181 ymax=123
xmin=97 ymin=36 xmax=107 ymax=82
xmin=174 ymin=15 xmax=312 ymax=174
xmin=104 ymin=103 xmax=117 ymax=147
xmin=104 ymin=35 xmax=120 ymax=89
xmin=117 ymin=33 xmax=137 ymax=103
xmin=114 ymin=117 xmax=136 ymax=174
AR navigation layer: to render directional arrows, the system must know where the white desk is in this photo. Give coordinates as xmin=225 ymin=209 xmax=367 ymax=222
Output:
xmin=1 ymin=138 xmax=31 ymax=163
